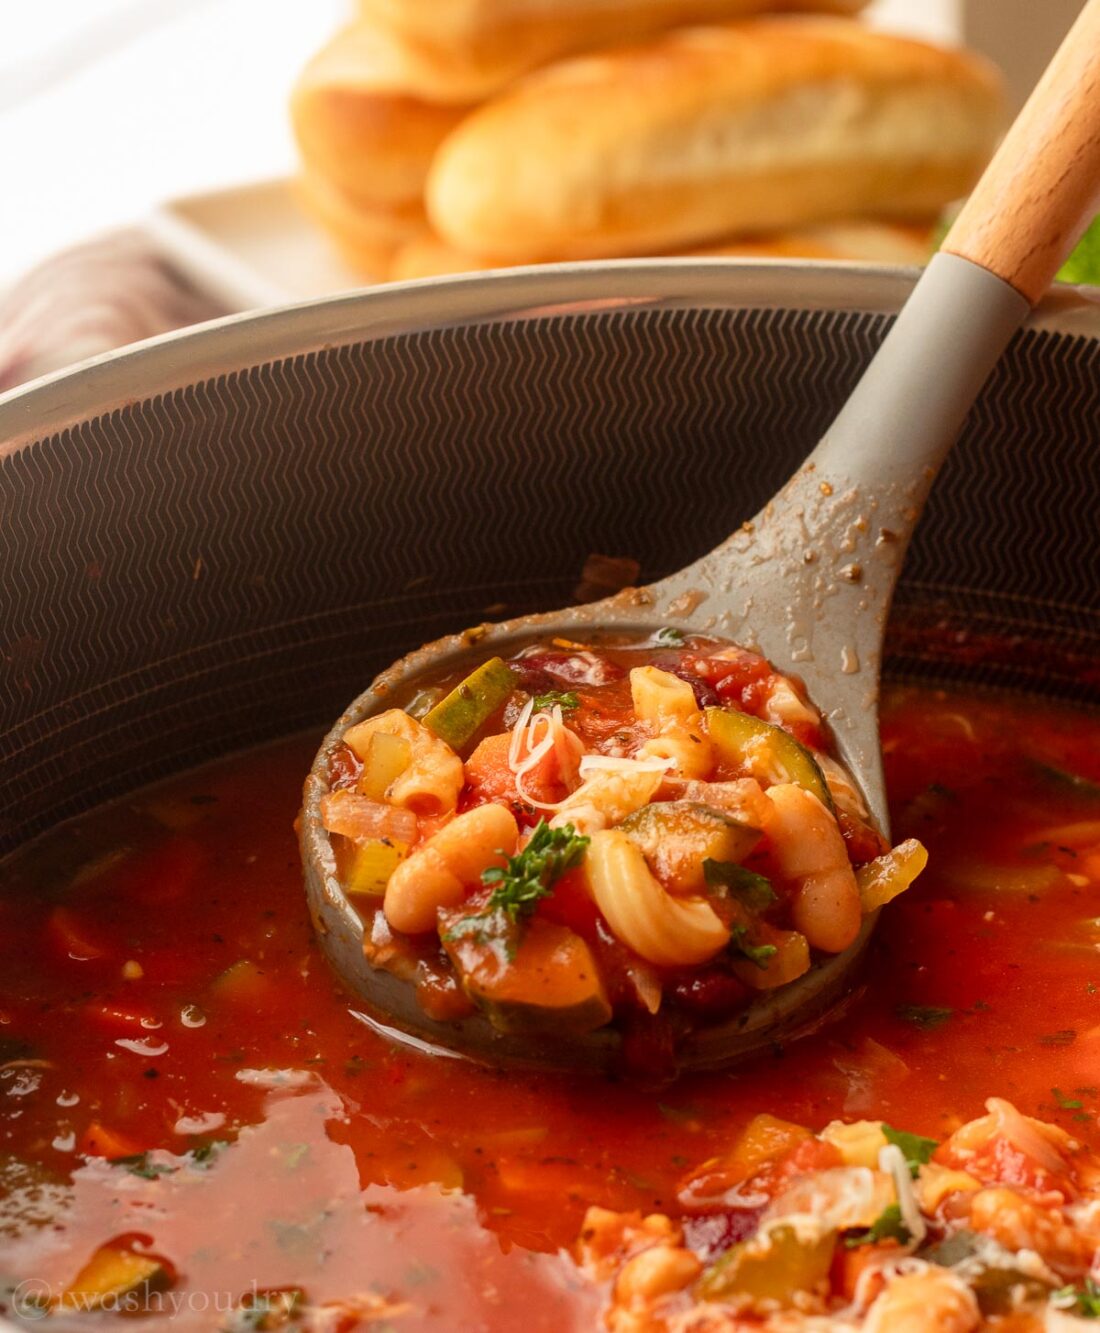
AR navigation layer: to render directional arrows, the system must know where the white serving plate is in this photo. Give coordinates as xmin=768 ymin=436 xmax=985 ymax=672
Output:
xmin=146 ymin=177 xmax=384 ymax=314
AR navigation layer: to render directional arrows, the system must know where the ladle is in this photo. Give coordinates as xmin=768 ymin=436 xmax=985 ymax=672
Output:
xmin=302 ymin=1 xmax=1100 ymax=1072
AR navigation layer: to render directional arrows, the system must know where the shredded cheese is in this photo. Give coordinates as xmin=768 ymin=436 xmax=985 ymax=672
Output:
xmin=507 ymin=701 xmax=584 ymax=812
xmin=879 ymin=1143 xmax=926 ymax=1245
xmin=578 ymin=755 xmax=675 ymax=778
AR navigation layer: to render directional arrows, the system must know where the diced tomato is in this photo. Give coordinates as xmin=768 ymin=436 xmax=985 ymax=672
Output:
xmin=537 ymin=868 xmax=600 ymax=938
xmin=110 ymin=837 xmax=204 ymax=906
xmin=79 ymin=1121 xmax=146 ymax=1159
xmin=46 ymin=906 xmax=112 ymax=962
xmin=327 ymin=742 xmax=362 ymax=791
xmin=685 ymin=649 xmax=774 ymax=715
xmin=838 ymin=808 xmax=889 ymax=863
xmin=788 ymin=719 xmax=825 ymax=752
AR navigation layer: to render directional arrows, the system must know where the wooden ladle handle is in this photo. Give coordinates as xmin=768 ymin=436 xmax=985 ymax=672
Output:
xmin=945 ymin=0 xmax=1100 ymax=304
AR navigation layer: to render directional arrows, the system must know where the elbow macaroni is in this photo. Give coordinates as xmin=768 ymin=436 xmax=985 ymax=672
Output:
xmin=630 ymin=666 xmax=698 ymax=727
xmin=344 ymin=709 xmax=464 ymax=816
xmin=632 ymin=667 xmax=713 ymax=778
xmin=583 ymin=829 xmax=730 ymax=967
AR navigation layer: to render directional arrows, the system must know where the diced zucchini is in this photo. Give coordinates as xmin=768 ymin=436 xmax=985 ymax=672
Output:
xmin=441 ymin=916 xmax=612 ymax=1035
xmin=706 ymin=707 xmax=833 ymax=810
xmin=696 ymin=1223 xmax=836 ymax=1305
xmin=730 ymin=928 xmax=811 ymax=990
xmin=344 ymin=838 xmax=408 ymax=896
xmin=59 ymin=1245 xmax=169 ymax=1310
xmin=620 ymin=801 xmax=761 ymax=894
xmin=856 ymin=838 xmax=928 ymax=913
xmin=357 ymin=732 xmax=411 ymax=802
xmin=422 ymin=657 xmax=517 ymax=750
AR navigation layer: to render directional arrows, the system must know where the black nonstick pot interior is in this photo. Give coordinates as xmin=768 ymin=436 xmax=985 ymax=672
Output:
xmin=1 ymin=262 xmax=1097 ymax=857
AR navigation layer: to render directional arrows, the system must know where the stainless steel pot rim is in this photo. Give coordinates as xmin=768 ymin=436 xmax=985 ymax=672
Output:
xmin=2 ymin=259 xmax=1099 ymax=454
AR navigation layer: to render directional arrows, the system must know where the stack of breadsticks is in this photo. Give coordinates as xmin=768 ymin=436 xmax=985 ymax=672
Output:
xmin=291 ymin=0 xmax=1005 ymax=281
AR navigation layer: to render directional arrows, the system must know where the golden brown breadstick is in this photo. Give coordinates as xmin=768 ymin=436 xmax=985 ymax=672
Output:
xmin=291 ymin=22 xmax=473 ymax=213
xmin=357 ymin=0 xmax=870 ymax=99
xmin=426 ymin=18 xmax=1004 ymax=262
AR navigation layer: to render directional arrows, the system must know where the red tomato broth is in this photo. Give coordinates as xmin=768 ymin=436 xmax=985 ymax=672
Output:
xmin=1 ymin=686 xmax=1099 ymax=1327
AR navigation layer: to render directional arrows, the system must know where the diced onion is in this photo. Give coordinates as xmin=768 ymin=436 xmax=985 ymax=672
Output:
xmin=320 ymin=791 xmax=419 ymax=845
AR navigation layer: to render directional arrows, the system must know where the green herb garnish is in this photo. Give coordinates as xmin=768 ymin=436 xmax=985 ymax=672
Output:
xmin=188 ymin=1139 xmax=228 ymax=1167
xmin=481 ymin=820 xmax=588 ymax=919
xmin=882 ymin=1124 xmax=939 ymax=1177
xmin=1054 ymin=1277 xmax=1100 ymax=1317
xmin=1053 ymin=1087 xmax=1085 ymax=1111
xmin=114 ymin=1152 xmax=176 ymax=1180
xmin=443 ymin=821 xmax=589 ymax=949
xmin=653 ymin=627 xmax=685 ymax=646
xmin=730 ymin=925 xmax=777 ymax=970
xmin=844 ymin=1203 xmax=911 ymax=1249
xmin=704 ymin=859 xmax=777 ymax=911
xmin=896 ymin=1004 xmax=954 ymax=1030
xmin=532 ymin=690 xmax=581 ymax=712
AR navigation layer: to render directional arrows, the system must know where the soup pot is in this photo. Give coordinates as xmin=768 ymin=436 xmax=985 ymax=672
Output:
xmin=1 ymin=262 xmax=1098 ymax=1074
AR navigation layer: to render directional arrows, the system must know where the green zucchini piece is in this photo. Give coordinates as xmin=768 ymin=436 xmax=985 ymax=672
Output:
xmin=620 ymin=801 xmax=761 ymax=895
xmin=706 ymin=707 xmax=833 ymax=810
xmin=422 ymin=657 xmax=517 ymax=750
xmin=697 ymin=1223 xmax=836 ymax=1305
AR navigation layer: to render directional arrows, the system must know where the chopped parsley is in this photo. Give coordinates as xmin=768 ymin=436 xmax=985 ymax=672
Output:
xmin=896 ymin=1004 xmax=954 ymax=1030
xmin=1054 ymin=1277 xmax=1100 ymax=1317
xmin=653 ymin=627 xmax=685 ymax=646
xmin=481 ymin=820 xmax=588 ymax=918
xmin=531 ymin=690 xmax=580 ymax=712
xmin=444 ymin=821 xmax=588 ymax=949
xmin=882 ymin=1124 xmax=939 ymax=1177
xmin=1053 ymin=1087 xmax=1085 ymax=1111
xmin=185 ymin=1140 xmax=228 ymax=1170
xmin=730 ymin=925 xmax=777 ymax=970
xmin=844 ymin=1203 xmax=911 ymax=1249
xmin=704 ymin=859 xmax=777 ymax=911
xmin=114 ymin=1152 xmax=176 ymax=1180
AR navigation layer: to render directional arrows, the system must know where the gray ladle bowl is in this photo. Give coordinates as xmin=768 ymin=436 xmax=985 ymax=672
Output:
xmin=301 ymin=3 xmax=1100 ymax=1072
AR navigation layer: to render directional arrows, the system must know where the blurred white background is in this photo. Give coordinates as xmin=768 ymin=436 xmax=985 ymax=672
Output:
xmin=0 ymin=0 xmax=1075 ymax=288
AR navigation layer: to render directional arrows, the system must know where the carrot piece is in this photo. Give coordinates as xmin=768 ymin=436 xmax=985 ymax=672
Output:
xmin=79 ymin=1122 xmax=146 ymax=1159
xmin=464 ymin=731 xmax=566 ymax=808
xmin=831 ymin=1241 xmax=896 ymax=1303
xmin=463 ymin=733 xmax=517 ymax=805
